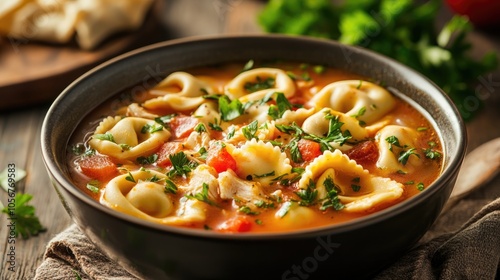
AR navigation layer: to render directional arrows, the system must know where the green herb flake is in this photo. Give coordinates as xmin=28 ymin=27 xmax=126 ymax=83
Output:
xmin=417 ymin=127 xmax=428 ymax=132
xmin=296 ymin=179 xmax=318 ymax=206
xmin=137 ymin=154 xmax=158 ymax=165
xmin=164 ymin=179 xmax=178 ymax=194
xmin=242 ymin=60 xmax=255 ymax=72
xmin=93 ymin=132 xmax=115 ymax=143
xmin=194 ymin=123 xmax=207 ymax=133
xmin=242 ymin=120 xmax=259 ymax=140
xmin=1 ymin=193 xmax=46 ymax=238
xmin=417 ymin=182 xmax=425 ymax=191
xmin=398 ymin=148 xmax=420 ymax=165
xmin=167 ymin=152 xmax=198 ymax=178
xmin=219 ymin=96 xmax=245 ymax=121
xmin=351 ymin=184 xmax=361 ymax=192
xmin=238 ymin=206 xmax=260 ymax=215
xmin=320 ymin=176 xmax=344 ymax=211
xmin=255 ymin=219 xmax=263 ymax=225
xmin=244 ymin=76 xmax=275 ymax=93
xmin=125 ymin=172 xmax=136 ymax=183
xmin=86 ymin=180 xmax=100 ymax=194
xmin=185 ymin=183 xmax=219 ymax=207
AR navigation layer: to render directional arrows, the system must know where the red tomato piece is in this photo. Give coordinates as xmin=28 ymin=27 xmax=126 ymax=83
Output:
xmin=346 ymin=141 xmax=378 ymax=165
xmin=156 ymin=142 xmax=183 ymax=167
xmin=297 ymin=139 xmax=322 ymax=162
xmin=169 ymin=115 xmax=199 ymax=139
xmin=79 ymin=155 xmax=117 ymax=181
xmin=216 ymin=216 xmax=252 ymax=233
xmin=206 ymin=146 xmax=238 ymax=173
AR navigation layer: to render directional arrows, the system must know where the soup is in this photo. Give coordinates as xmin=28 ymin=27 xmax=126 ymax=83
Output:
xmin=68 ymin=61 xmax=443 ymax=233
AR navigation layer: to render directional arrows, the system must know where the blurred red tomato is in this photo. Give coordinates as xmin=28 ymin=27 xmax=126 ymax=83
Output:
xmin=446 ymin=0 xmax=500 ymax=27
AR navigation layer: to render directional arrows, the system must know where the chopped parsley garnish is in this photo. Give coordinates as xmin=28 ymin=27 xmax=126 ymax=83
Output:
xmin=1 ymin=193 xmax=46 ymax=239
xmin=398 ymin=147 xmax=420 ymax=165
xmin=255 ymin=219 xmax=263 ymax=225
xmin=219 ymin=95 xmax=245 ymax=121
xmin=93 ymin=132 xmax=115 ymax=142
xmin=253 ymin=170 xmax=275 ymax=178
xmin=296 ymin=179 xmax=318 ymax=206
xmin=194 ymin=123 xmax=207 ymax=133
xmin=267 ymin=92 xmax=293 ymax=119
xmin=164 ymin=179 xmax=178 ymax=194
xmin=226 ymin=126 xmax=236 ymax=139
xmin=137 ymin=154 xmax=158 ymax=165
xmin=417 ymin=182 xmax=425 ymax=191
xmin=167 ymin=152 xmax=198 ymax=178
xmin=185 ymin=183 xmax=219 ymax=207
xmin=146 ymin=174 xmax=162 ymax=183
xmin=385 ymin=135 xmax=402 ymax=151
xmin=125 ymin=172 xmax=136 ymax=183
xmin=242 ymin=120 xmax=259 ymax=140
xmin=238 ymin=206 xmax=260 ymax=215
xmin=198 ymin=147 xmax=208 ymax=160
xmin=351 ymin=184 xmax=361 ymax=192
xmin=351 ymin=106 xmax=366 ymax=118
xmin=119 ymin=144 xmax=131 ymax=151
xmin=417 ymin=127 xmax=428 ymax=132
xmin=154 ymin=114 xmax=176 ymax=127
xmin=244 ymin=76 xmax=275 ymax=93
xmin=254 ymin=200 xmax=276 ymax=209
xmin=141 ymin=123 xmax=163 ymax=134
xmin=423 ymin=142 xmax=442 ymax=160
xmin=320 ymin=176 xmax=344 ymax=211
xmin=86 ymin=180 xmax=100 ymax=194
xmin=208 ymin=118 xmax=223 ymax=131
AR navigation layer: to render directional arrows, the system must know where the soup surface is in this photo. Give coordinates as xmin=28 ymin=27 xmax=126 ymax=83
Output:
xmin=68 ymin=61 xmax=443 ymax=233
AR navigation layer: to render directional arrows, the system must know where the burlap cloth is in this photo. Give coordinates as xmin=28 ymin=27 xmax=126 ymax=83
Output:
xmin=34 ymin=197 xmax=500 ymax=280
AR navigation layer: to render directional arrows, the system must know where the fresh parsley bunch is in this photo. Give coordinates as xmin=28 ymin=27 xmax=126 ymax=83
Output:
xmin=258 ymin=0 xmax=498 ymax=120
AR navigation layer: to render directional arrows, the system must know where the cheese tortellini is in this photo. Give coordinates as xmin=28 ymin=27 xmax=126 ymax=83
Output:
xmin=75 ymin=63 xmax=442 ymax=233
xmin=307 ymin=80 xmax=396 ymax=125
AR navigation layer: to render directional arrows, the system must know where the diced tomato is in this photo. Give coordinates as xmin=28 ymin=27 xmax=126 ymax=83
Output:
xmin=169 ymin=115 xmax=199 ymax=139
xmin=346 ymin=141 xmax=378 ymax=165
xmin=216 ymin=216 xmax=252 ymax=233
xmin=206 ymin=145 xmax=238 ymax=173
xmin=157 ymin=142 xmax=183 ymax=167
xmin=297 ymin=139 xmax=322 ymax=162
xmin=79 ymin=155 xmax=117 ymax=181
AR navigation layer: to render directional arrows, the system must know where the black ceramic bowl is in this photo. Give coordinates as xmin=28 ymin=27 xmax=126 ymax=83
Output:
xmin=41 ymin=35 xmax=466 ymax=280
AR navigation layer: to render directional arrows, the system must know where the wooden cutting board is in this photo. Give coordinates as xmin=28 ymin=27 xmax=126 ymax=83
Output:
xmin=0 ymin=7 xmax=167 ymax=112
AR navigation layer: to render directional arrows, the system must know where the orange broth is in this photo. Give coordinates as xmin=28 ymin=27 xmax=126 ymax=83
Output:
xmin=68 ymin=61 xmax=443 ymax=233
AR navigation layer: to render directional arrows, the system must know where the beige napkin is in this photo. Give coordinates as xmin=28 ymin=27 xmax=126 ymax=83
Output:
xmin=34 ymin=197 xmax=500 ymax=280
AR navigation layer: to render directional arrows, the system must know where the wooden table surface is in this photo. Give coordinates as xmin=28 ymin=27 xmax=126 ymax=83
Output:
xmin=1 ymin=1 xmax=499 ymax=279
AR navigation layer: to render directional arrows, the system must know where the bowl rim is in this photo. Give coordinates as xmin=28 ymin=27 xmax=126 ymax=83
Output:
xmin=41 ymin=34 xmax=467 ymax=240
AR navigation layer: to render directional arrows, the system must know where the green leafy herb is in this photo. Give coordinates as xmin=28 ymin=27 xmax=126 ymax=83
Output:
xmin=320 ymin=176 xmax=344 ymax=211
xmin=194 ymin=123 xmax=207 ymax=133
xmin=1 ymin=193 xmax=46 ymax=239
xmin=255 ymin=219 xmax=263 ymax=225
xmin=141 ymin=123 xmax=163 ymax=134
xmin=198 ymin=147 xmax=208 ymax=160
xmin=351 ymin=184 xmax=361 ymax=192
xmin=258 ymin=0 xmax=498 ymax=120
xmin=155 ymin=114 xmax=176 ymax=127
xmin=219 ymin=96 xmax=245 ymax=121
xmin=93 ymin=132 xmax=115 ymax=143
xmin=86 ymin=180 xmax=100 ymax=194
xmin=398 ymin=147 xmax=420 ymax=165
xmin=244 ymin=76 xmax=275 ymax=93
xmin=423 ymin=147 xmax=442 ymax=160
xmin=137 ymin=154 xmax=158 ymax=165
xmin=296 ymin=179 xmax=318 ymax=206
xmin=208 ymin=119 xmax=223 ymax=131
xmin=267 ymin=92 xmax=293 ymax=120
xmin=254 ymin=200 xmax=276 ymax=209
xmin=351 ymin=106 xmax=366 ymax=119
xmin=242 ymin=120 xmax=259 ymax=140
xmin=385 ymin=135 xmax=402 ymax=151
xmin=313 ymin=65 xmax=326 ymax=74
xmin=185 ymin=183 xmax=219 ymax=207
xmin=125 ymin=172 xmax=136 ymax=183
xmin=238 ymin=206 xmax=260 ymax=215
xmin=164 ymin=179 xmax=178 ymax=194
xmin=417 ymin=182 xmax=425 ymax=191
xmin=167 ymin=152 xmax=198 ymax=178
